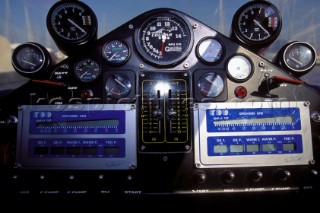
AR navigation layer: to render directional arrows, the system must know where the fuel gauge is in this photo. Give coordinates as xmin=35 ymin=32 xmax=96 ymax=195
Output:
xmin=105 ymin=73 xmax=132 ymax=99
xmin=278 ymin=41 xmax=316 ymax=76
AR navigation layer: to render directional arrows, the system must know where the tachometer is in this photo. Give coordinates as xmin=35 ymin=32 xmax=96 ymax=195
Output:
xmin=135 ymin=11 xmax=193 ymax=67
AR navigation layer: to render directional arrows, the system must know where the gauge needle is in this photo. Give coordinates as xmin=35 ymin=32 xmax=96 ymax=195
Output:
xmin=160 ymin=32 xmax=166 ymax=54
xmin=114 ymin=78 xmax=127 ymax=88
xmin=289 ymin=56 xmax=303 ymax=66
xmin=253 ymin=19 xmax=270 ymax=36
xmin=21 ymin=59 xmax=36 ymax=66
xmin=80 ymin=71 xmax=88 ymax=78
xmin=67 ymin=18 xmax=87 ymax=34
xmin=109 ymin=53 xmax=117 ymax=60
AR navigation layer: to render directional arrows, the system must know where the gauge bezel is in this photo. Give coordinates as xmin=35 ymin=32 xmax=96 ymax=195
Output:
xmin=134 ymin=10 xmax=194 ymax=67
xmin=231 ymin=1 xmax=282 ymax=47
xmin=12 ymin=42 xmax=51 ymax=76
xmin=46 ymin=0 xmax=98 ymax=50
xmin=102 ymin=40 xmax=131 ymax=66
xmin=280 ymin=41 xmax=317 ymax=74
xmin=74 ymin=58 xmax=101 ymax=83
xmin=196 ymin=37 xmax=225 ymax=65
xmin=226 ymin=54 xmax=254 ymax=83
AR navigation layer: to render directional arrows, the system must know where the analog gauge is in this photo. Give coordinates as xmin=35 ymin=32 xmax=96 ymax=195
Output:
xmin=74 ymin=59 xmax=100 ymax=83
xmin=196 ymin=37 xmax=224 ymax=64
xmin=135 ymin=11 xmax=193 ymax=66
xmin=232 ymin=1 xmax=281 ymax=47
xmin=198 ymin=72 xmax=224 ymax=98
xmin=102 ymin=40 xmax=130 ymax=65
xmin=226 ymin=55 xmax=253 ymax=82
xmin=279 ymin=41 xmax=317 ymax=75
xmin=105 ymin=74 xmax=132 ymax=99
xmin=12 ymin=42 xmax=51 ymax=78
xmin=46 ymin=0 xmax=97 ymax=55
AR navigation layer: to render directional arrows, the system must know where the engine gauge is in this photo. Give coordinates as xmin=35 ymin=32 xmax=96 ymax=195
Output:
xmin=226 ymin=54 xmax=253 ymax=82
xmin=196 ymin=37 xmax=224 ymax=64
xmin=74 ymin=58 xmax=100 ymax=83
xmin=198 ymin=72 xmax=224 ymax=98
xmin=46 ymin=0 xmax=97 ymax=55
xmin=102 ymin=40 xmax=130 ymax=65
xmin=105 ymin=74 xmax=132 ymax=99
xmin=12 ymin=42 xmax=51 ymax=79
xmin=231 ymin=1 xmax=282 ymax=47
xmin=278 ymin=41 xmax=317 ymax=76
xmin=135 ymin=10 xmax=193 ymax=67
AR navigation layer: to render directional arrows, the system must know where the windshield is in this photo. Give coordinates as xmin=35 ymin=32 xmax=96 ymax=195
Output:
xmin=0 ymin=0 xmax=319 ymax=96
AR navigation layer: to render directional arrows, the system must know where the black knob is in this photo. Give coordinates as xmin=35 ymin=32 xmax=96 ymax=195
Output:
xmin=194 ymin=172 xmax=207 ymax=184
xmin=221 ymin=170 xmax=235 ymax=184
xmin=248 ymin=170 xmax=263 ymax=183
xmin=277 ymin=169 xmax=291 ymax=182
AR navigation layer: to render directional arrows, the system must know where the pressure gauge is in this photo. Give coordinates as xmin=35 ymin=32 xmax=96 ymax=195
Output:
xmin=231 ymin=1 xmax=282 ymax=47
xmin=74 ymin=58 xmax=100 ymax=83
xmin=47 ymin=0 xmax=97 ymax=55
xmin=196 ymin=37 xmax=224 ymax=64
xmin=278 ymin=41 xmax=317 ymax=76
xmin=226 ymin=54 xmax=253 ymax=82
xmin=105 ymin=74 xmax=132 ymax=99
xmin=102 ymin=40 xmax=130 ymax=65
xmin=198 ymin=72 xmax=224 ymax=98
xmin=12 ymin=42 xmax=51 ymax=79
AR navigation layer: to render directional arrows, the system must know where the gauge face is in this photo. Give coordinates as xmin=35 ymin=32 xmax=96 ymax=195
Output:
xmin=12 ymin=42 xmax=50 ymax=77
xmin=282 ymin=42 xmax=316 ymax=73
xmin=197 ymin=38 xmax=224 ymax=64
xmin=233 ymin=1 xmax=281 ymax=46
xmin=74 ymin=59 xmax=100 ymax=83
xmin=226 ymin=55 xmax=253 ymax=82
xmin=105 ymin=74 xmax=132 ymax=99
xmin=47 ymin=0 xmax=97 ymax=43
xmin=198 ymin=72 xmax=224 ymax=98
xmin=102 ymin=40 xmax=130 ymax=65
xmin=135 ymin=12 xmax=193 ymax=66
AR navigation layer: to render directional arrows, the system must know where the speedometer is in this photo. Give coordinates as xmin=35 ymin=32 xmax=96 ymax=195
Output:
xmin=135 ymin=11 xmax=193 ymax=67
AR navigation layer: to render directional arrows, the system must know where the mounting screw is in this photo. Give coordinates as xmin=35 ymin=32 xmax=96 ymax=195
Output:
xmin=259 ymin=62 xmax=265 ymax=67
xmin=98 ymin=174 xmax=104 ymax=180
xmin=139 ymin=64 xmax=144 ymax=69
xmin=309 ymin=159 xmax=316 ymax=165
xmin=183 ymin=63 xmax=189 ymax=68
xmin=163 ymin=156 xmax=168 ymax=162
xmin=185 ymin=145 xmax=190 ymax=151
xmin=128 ymin=24 xmax=134 ymax=30
xmin=140 ymin=145 xmax=146 ymax=151
xmin=193 ymin=23 xmax=198 ymax=29
xmin=131 ymin=104 xmax=136 ymax=110
xmin=130 ymin=164 xmax=137 ymax=169
xmin=184 ymin=73 xmax=188 ymax=77
xmin=195 ymin=163 xmax=201 ymax=168
xmin=304 ymin=101 xmax=310 ymax=107
xmin=127 ymin=175 xmax=133 ymax=181
xmin=140 ymin=73 xmax=145 ymax=78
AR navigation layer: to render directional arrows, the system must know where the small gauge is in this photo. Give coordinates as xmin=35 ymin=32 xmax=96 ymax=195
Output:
xmin=198 ymin=72 xmax=224 ymax=98
xmin=279 ymin=41 xmax=317 ymax=75
xmin=196 ymin=37 xmax=224 ymax=64
xmin=231 ymin=1 xmax=282 ymax=47
xmin=105 ymin=74 xmax=132 ymax=99
xmin=102 ymin=40 xmax=130 ymax=65
xmin=74 ymin=59 xmax=100 ymax=83
xmin=135 ymin=10 xmax=193 ymax=66
xmin=46 ymin=0 xmax=97 ymax=55
xmin=226 ymin=54 xmax=253 ymax=82
xmin=12 ymin=42 xmax=51 ymax=79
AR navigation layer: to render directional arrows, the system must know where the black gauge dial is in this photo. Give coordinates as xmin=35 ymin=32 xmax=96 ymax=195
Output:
xmin=105 ymin=74 xmax=132 ymax=99
xmin=12 ymin=42 xmax=51 ymax=78
xmin=197 ymin=37 xmax=224 ymax=64
xmin=47 ymin=0 xmax=97 ymax=54
xmin=198 ymin=72 xmax=224 ymax=98
xmin=135 ymin=11 xmax=193 ymax=66
xmin=226 ymin=55 xmax=253 ymax=82
xmin=102 ymin=40 xmax=130 ymax=65
xmin=232 ymin=1 xmax=281 ymax=47
xmin=279 ymin=41 xmax=317 ymax=75
xmin=74 ymin=59 xmax=100 ymax=83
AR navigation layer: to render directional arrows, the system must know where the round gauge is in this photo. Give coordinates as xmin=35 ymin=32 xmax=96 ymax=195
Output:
xmin=198 ymin=72 xmax=224 ymax=98
xmin=46 ymin=0 xmax=97 ymax=54
xmin=135 ymin=11 xmax=193 ymax=66
xmin=232 ymin=1 xmax=282 ymax=47
xmin=12 ymin=42 xmax=51 ymax=78
xmin=105 ymin=74 xmax=132 ymax=99
xmin=226 ymin=55 xmax=253 ymax=82
xmin=279 ymin=41 xmax=317 ymax=75
xmin=74 ymin=59 xmax=100 ymax=83
xmin=102 ymin=40 xmax=130 ymax=65
xmin=196 ymin=37 xmax=224 ymax=64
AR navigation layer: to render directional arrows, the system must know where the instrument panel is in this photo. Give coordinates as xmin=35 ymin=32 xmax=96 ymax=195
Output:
xmin=1 ymin=0 xmax=320 ymax=209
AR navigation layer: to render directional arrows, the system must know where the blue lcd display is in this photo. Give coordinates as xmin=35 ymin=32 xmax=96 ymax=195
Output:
xmin=207 ymin=134 xmax=303 ymax=156
xmin=206 ymin=107 xmax=301 ymax=132
xmin=29 ymin=110 xmax=125 ymax=134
